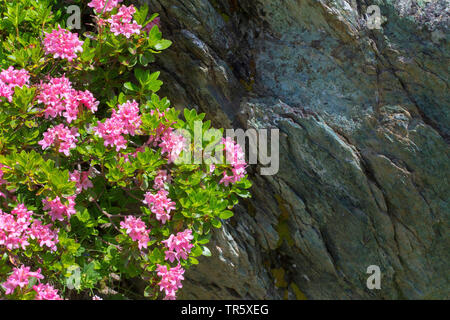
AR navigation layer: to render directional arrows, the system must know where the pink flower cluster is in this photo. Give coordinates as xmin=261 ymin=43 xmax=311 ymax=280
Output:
xmin=143 ymin=189 xmax=175 ymax=224
xmin=2 ymin=265 xmax=44 ymax=295
xmin=146 ymin=123 xmax=167 ymax=147
xmin=43 ymin=26 xmax=83 ymax=62
xmin=0 ymin=81 xmax=13 ymax=103
xmin=88 ymin=0 xmax=122 ymax=13
xmin=70 ymin=170 xmax=93 ymax=194
xmin=94 ymin=100 xmax=142 ymax=151
xmin=0 ymin=204 xmax=59 ymax=251
xmin=0 ymin=67 xmax=30 ymax=102
xmin=29 ymin=220 xmax=59 ymax=252
xmin=2 ymin=266 xmax=62 ymax=299
xmin=160 ymin=129 xmax=186 ymax=163
xmin=42 ymin=196 xmax=76 ymax=222
xmin=0 ymin=66 xmax=30 ymax=88
xmin=0 ymin=204 xmax=33 ymax=250
xmin=161 ymin=229 xmax=194 ymax=263
xmin=153 ymin=170 xmax=171 ymax=190
xmin=156 ymin=264 xmax=185 ymax=300
xmin=120 ymin=216 xmax=150 ymax=250
xmin=38 ymin=124 xmax=80 ymax=156
xmin=33 ymin=283 xmax=62 ymax=300
xmin=107 ymin=5 xmax=142 ymax=38
xmin=38 ymin=75 xmax=99 ymax=123
xmin=219 ymin=137 xmax=247 ymax=186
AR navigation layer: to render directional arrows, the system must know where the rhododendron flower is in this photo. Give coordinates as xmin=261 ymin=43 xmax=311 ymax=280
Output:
xmin=0 ymin=80 xmax=13 ymax=102
xmin=88 ymin=0 xmax=122 ymax=13
xmin=42 ymin=196 xmax=76 ymax=221
xmin=38 ymin=124 xmax=79 ymax=156
xmin=115 ymin=100 xmax=142 ymax=135
xmin=0 ymin=66 xmax=30 ymax=88
xmin=2 ymin=266 xmax=44 ymax=295
xmin=219 ymin=137 xmax=247 ymax=186
xmin=33 ymin=283 xmax=62 ymax=300
xmin=94 ymin=100 xmax=141 ymax=151
xmin=143 ymin=189 xmax=176 ymax=224
xmin=146 ymin=123 xmax=168 ymax=147
xmin=77 ymin=90 xmax=100 ymax=113
xmin=0 ymin=204 xmax=33 ymax=250
xmin=120 ymin=216 xmax=150 ymax=250
xmin=29 ymin=220 xmax=59 ymax=252
xmin=160 ymin=130 xmax=186 ymax=163
xmin=162 ymin=229 xmax=194 ymax=262
xmin=43 ymin=26 xmax=83 ymax=62
xmin=153 ymin=170 xmax=171 ymax=190
xmin=156 ymin=264 xmax=185 ymax=300
xmin=38 ymin=76 xmax=99 ymax=123
xmin=143 ymin=17 xmax=161 ymax=32
xmin=70 ymin=170 xmax=94 ymax=194
xmin=107 ymin=5 xmax=142 ymax=38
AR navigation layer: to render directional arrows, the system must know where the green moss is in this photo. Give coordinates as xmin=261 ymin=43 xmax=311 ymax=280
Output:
xmin=220 ymin=13 xmax=230 ymax=23
xmin=274 ymin=195 xmax=295 ymax=247
xmin=290 ymin=283 xmax=308 ymax=300
xmin=271 ymin=267 xmax=288 ymax=288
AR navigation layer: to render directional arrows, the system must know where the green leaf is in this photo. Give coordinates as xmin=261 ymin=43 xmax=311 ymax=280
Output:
xmin=211 ymin=218 xmax=222 ymax=228
xmin=219 ymin=210 xmax=234 ymax=220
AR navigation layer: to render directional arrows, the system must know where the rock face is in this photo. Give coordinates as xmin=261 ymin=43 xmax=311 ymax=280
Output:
xmin=139 ymin=0 xmax=449 ymax=299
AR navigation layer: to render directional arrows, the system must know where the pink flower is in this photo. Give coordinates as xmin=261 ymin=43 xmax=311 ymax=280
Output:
xmin=120 ymin=216 xmax=150 ymax=250
xmin=219 ymin=137 xmax=247 ymax=186
xmin=29 ymin=220 xmax=59 ymax=252
xmin=70 ymin=170 xmax=93 ymax=194
xmin=115 ymin=100 xmax=142 ymax=135
xmin=2 ymin=266 xmax=44 ymax=295
xmin=143 ymin=17 xmax=161 ymax=32
xmin=38 ymin=76 xmax=98 ymax=123
xmin=153 ymin=170 xmax=171 ymax=190
xmin=107 ymin=5 xmax=142 ymax=38
xmin=162 ymin=229 xmax=194 ymax=263
xmin=94 ymin=117 xmax=128 ymax=151
xmin=33 ymin=283 xmax=62 ymax=300
xmin=143 ymin=189 xmax=175 ymax=224
xmin=43 ymin=26 xmax=83 ymax=62
xmin=0 ymin=204 xmax=33 ymax=250
xmin=77 ymin=90 xmax=99 ymax=113
xmin=94 ymin=100 xmax=141 ymax=151
xmin=0 ymin=80 xmax=13 ymax=102
xmin=0 ymin=66 xmax=30 ymax=88
xmin=42 ymin=196 xmax=76 ymax=222
xmin=156 ymin=264 xmax=185 ymax=300
xmin=92 ymin=295 xmax=103 ymax=300
xmin=146 ymin=123 xmax=168 ymax=147
xmin=159 ymin=130 xmax=186 ymax=164
xmin=88 ymin=0 xmax=122 ymax=13
xmin=38 ymin=124 xmax=79 ymax=156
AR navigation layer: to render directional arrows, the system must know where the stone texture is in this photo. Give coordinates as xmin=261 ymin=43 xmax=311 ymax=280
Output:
xmin=139 ymin=0 xmax=449 ymax=299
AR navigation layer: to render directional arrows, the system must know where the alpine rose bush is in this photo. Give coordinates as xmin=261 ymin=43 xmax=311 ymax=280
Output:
xmin=0 ymin=0 xmax=251 ymax=300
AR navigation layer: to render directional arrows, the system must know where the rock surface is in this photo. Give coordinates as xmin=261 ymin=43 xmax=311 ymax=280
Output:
xmin=139 ymin=0 xmax=449 ymax=299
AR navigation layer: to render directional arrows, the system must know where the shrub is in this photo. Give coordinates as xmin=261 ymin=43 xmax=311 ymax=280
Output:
xmin=0 ymin=0 xmax=251 ymax=300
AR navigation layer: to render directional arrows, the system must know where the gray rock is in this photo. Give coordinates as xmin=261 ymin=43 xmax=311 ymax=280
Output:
xmin=139 ymin=0 xmax=449 ymax=299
